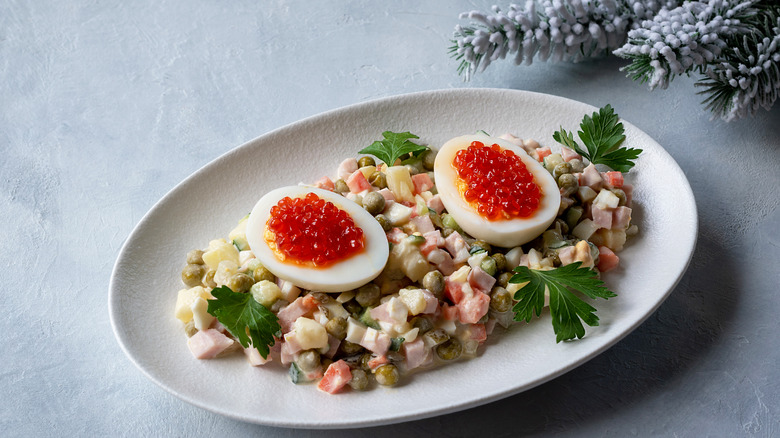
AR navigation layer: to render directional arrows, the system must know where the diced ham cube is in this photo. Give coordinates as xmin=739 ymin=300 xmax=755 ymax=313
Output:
xmin=280 ymin=341 xmax=297 ymax=365
xmin=468 ymin=266 xmax=496 ymax=295
xmin=402 ymin=338 xmax=430 ymax=370
xmin=597 ymin=246 xmax=620 ymax=272
xmin=421 ymin=289 xmax=439 ymax=314
xmin=386 ymin=227 xmax=407 ymax=244
xmin=426 ymin=194 xmax=445 ymax=214
xmin=591 ymin=205 xmax=613 ymax=229
xmin=467 ymin=323 xmax=487 ymax=342
xmin=425 ymin=248 xmax=455 ymax=275
xmin=346 ymin=169 xmax=372 ymax=193
xmin=276 ymin=295 xmax=319 ymax=333
xmin=282 ymin=331 xmax=303 ymax=355
xmin=444 ymin=231 xmax=470 ymax=264
xmin=411 ymin=214 xmax=435 ymax=235
xmin=580 ymin=164 xmax=603 ymax=191
xmin=367 ymin=354 xmax=390 ymax=370
xmin=420 ymin=230 xmax=443 ymax=255
xmin=561 ymin=146 xmax=582 ymax=162
xmin=411 ymin=173 xmax=434 ymax=194
xmin=314 ymin=176 xmax=335 ymax=191
xmin=612 ymin=206 xmax=632 ymax=229
xmin=324 ymin=334 xmax=341 ymax=359
xmin=558 ymin=246 xmax=577 ymax=266
xmin=337 ymin=158 xmax=358 ymax=181
xmin=457 ymin=292 xmax=491 ymax=324
xmin=317 ymin=360 xmax=352 ymax=394
xmin=378 ymin=188 xmax=395 ymax=202
xmin=359 ymin=327 xmax=391 ymax=355
xmin=187 ymin=329 xmax=235 ymax=359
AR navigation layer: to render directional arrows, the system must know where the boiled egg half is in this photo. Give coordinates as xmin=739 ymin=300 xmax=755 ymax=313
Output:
xmin=245 ymin=186 xmax=389 ymax=292
xmin=433 ymin=133 xmax=560 ymax=247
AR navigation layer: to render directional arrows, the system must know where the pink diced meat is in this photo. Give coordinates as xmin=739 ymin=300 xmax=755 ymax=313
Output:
xmin=426 ymin=194 xmax=445 ymax=214
xmin=444 ymin=277 xmax=466 ymax=304
xmin=187 ymin=329 xmax=235 ymax=359
xmin=591 ymin=205 xmax=613 ymax=229
xmin=276 ymin=295 xmax=319 ymax=333
xmin=314 ymin=176 xmax=335 ymax=191
xmin=359 ymin=328 xmax=391 ymax=355
xmin=346 ymin=170 xmax=372 ymax=193
xmin=425 ymin=248 xmax=455 ymax=275
xmin=386 ymin=227 xmax=407 ymax=244
xmin=561 ymin=146 xmax=582 ymax=162
xmin=597 ymin=246 xmax=620 ymax=272
xmin=411 ymin=173 xmax=434 ymax=194
xmin=580 ymin=164 xmax=603 ymax=190
xmin=612 ymin=206 xmax=632 ymax=229
xmin=337 ymin=158 xmax=358 ymax=181
xmin=468 ymin=266 xmax=496 ymax=294
xmin=243 ymin=346 xmax=272 ymax=366
xmin=420 ymin=230 xmax=444 ymax=255
xmin=421 ymin=289 xmax=439 ymax=314
xmin=403 ymin=338 xmax=431 ymax=370
xmin=444 ymin=231 xmax=470 ymax=264
xmin=378 ymin=188 xmax=395 ymax=202
xmin=411 ymin=214 xmax=435 ymax=235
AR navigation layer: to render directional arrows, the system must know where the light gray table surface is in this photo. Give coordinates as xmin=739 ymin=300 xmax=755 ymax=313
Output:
xmin=3 ymin=1 xmax=778 ymax=437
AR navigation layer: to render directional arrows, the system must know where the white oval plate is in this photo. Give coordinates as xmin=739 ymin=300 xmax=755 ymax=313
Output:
xmin=109 ymin=89 xmax=697 ymax=429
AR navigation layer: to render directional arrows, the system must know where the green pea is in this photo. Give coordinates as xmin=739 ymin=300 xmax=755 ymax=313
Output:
xmin=349 ymin=369 xmax=369 ymax=390
xmin=558 ymin=173 xmax=578 ymax=196
xmin=358 ymin=156 xmax=376 ymax=168
xmin=497 ymin=271 xmax=512 ymax=288
xmin=252 ymin=265 xmax=275 ymax=283
xmin=362 ymin=191 xmax=386 ymax=216
xmin=491 ymin=253 xmax=507 ymax=273
xmin=340 ymin=340 xmax=364 ymax=355
xmin=374 ymin=214 xmax=391 ymax=231
xmin=343 ymin=299 xmax=363 ymax=317
xmin=296 ymin=349 xmax=321 ymax=372
xmin=355 ymin=283 xmax=381 ymax=307
xmin=227 ymin=273 xmax=254 ymax=293
xmin=435 ymin=339 xmax=462 ymax=361
xmin=325 ymin=317 xmax=348 ymax=340
xmin=490 ymin=286 xmax=513 ymax=312
xmin=410 ymin=315 xmax=434 ymax=334
xmin=181 ymin=264 xmax=206 ymax=287
xmin=421 ymin=149 xmax=437 ymax=171
xmin=186 ymin=249 xmax=204 ymax=265
xmin=422 ymin=270 xmax=445 ymax=298
xmin=203 ymin=269 xmax=217 ymax=288
xmin=369 ymin=171 xmax=387 ymax=189
xmin=374 ymin=364 xmax=400 ymax=386
xmin=568 ymin=158 xmax=585 ymax=173
xmin=334 ymin=179 xmax=349 ymax=194
xmin=553 ymin=162 xmax=573 ymax=180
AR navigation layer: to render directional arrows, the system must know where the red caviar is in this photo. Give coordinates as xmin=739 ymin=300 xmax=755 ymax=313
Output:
xmin=265 ymin=192 xmax=365 ymax=266
xmin=453 ymin=141 xmax=541 ymax=220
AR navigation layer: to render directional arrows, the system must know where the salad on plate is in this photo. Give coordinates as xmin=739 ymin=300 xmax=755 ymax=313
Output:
xmin=173 ymin=105 xmax=642 ymax=394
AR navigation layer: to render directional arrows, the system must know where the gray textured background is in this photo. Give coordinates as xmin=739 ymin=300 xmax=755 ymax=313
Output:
xmin=2 ymin=1 xmax=778 ymax=436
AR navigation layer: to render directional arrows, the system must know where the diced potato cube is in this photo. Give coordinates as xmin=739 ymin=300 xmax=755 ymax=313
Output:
xmin=293 ymin=317 xmax=328 ymax=350
xmin=175 ymin=286 xmax=213 ymax=323
xmin=228 ymin=217 xmax=250 ymax=250
xmin=449 ymin=265 xmax=471 ymax=283
xmin=385 ymin=202 xmax=413 ymax=226
xmin=385 ymin=166 xmax=415 ymax=203
xmin=202 ymin=239 xmax=240 ymax=270
xmin=593 ymin=189 xmax=620 ymax=209
xmin=572 ymin=218 xmax=598 ymax=240
xmin=250 ymin=280 xmax=282 ymax=307
xmin=399 ymin=289 xmax=426 ymax=316
xmin=577 ymin=186 xmax=598 ymax=203
xmin=213 ymin=260 xmax=239 ymax=287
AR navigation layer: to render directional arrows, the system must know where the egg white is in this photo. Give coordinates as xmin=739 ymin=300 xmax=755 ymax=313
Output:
xmin=245 ymin=186 xmax=389 ymax=292
xmin=433 ymin=134 xmax=561 ymax=247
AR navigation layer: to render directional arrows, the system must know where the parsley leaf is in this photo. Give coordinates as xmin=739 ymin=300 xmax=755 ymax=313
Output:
xmin=359 ymin=131 xmax=426 ymax=166
xmin=552 ymin=105 xmax=642 ymax=172
xmin=510 ymin=263 xmax=616 ymax=343
xmin=207 ymin=286 xmax=280 ymax=358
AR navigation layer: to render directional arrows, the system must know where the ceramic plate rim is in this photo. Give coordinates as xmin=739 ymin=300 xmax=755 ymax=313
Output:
xmin=109 ymin=88 xmax=697 ymax=429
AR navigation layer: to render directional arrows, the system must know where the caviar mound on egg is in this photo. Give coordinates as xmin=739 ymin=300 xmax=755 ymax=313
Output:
xmin=433 ymin=134 xmax=560 ymax=247
xmin=245 ymin=187 xmax=389 ymax=292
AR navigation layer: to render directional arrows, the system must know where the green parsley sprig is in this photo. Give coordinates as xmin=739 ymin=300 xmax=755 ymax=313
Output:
xmin=207 ymin=286 xmax=281 ymax=359
xmin=510 ymin=262 xmax=616 ymax=343
xmin=552 ymin=105 xmax=642 ymax=173
xmin=359 ymin=131 xmax=427 ymax=166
